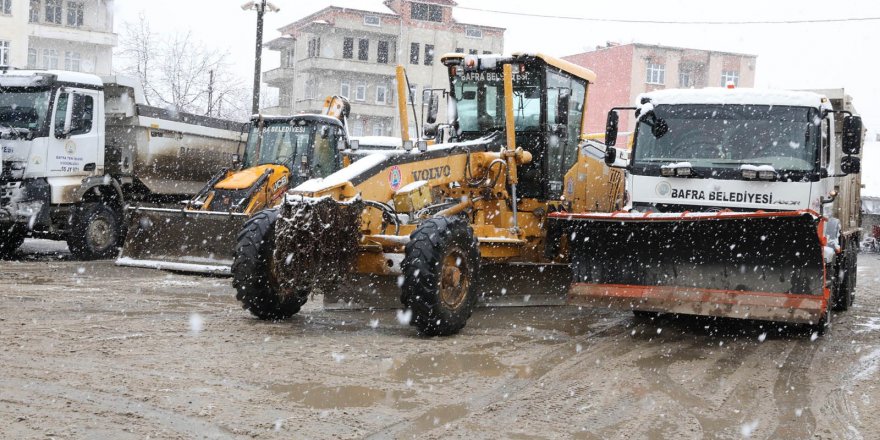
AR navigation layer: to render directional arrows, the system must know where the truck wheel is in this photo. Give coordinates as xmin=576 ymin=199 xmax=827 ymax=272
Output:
xmin=401 ymin=217 xmax=480 ymax=336
xmin=67 ymin=203 xmax=120 ymax=260
xmin=832 ymin=240 xmax=856 ymax=311
xmin=809 ymin=311 xmax=829 ymax=337
xmin=0 ymin=223 xmax=26 ymax=258
xmin=232 ymin=208 xmax=307 ymax=320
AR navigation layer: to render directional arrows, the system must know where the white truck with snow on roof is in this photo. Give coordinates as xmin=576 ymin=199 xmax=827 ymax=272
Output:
xmin=550 ymin=87 xmax=863 ymax=334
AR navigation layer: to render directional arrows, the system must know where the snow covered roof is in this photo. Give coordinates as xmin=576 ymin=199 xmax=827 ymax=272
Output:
xmin=862 ymin=141 xmax=880 ymax=198
xmin=0 ymin=69 xmax=103 ymax=87
xmin=641 ymin=88 xmax=830 ymax=110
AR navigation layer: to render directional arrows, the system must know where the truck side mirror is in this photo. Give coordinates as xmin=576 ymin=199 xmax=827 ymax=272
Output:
xmin=605 ymin=110 xmax=619 ymax=146
xmin=842 ymin=115 xmax=863 ymax=155
xmin=555 ymin=89 xmax=571 ymax=125
xmin=604 ymin=147 xmax=617 ymax=166
xmin=426 ymin=93 xmax=439 ymax=124
xmin=841 ymin=155 xmax=861 ymax=174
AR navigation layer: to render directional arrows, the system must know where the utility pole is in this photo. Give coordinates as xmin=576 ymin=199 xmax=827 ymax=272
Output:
xmin=242 ymin=0 xmax=279 ymax=115
xmin=206 ymin=69 xmax=214 ymax=116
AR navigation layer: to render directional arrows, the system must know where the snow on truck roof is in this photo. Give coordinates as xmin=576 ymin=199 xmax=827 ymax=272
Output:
xmin=0 ymin=69 xmax=103 ymax=87
xmin=641 ymin=88 xmax=832 ymax=110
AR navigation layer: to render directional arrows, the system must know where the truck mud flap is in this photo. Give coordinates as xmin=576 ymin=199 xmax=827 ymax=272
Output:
xmin=551 ymin=211 xmax=828 ymax=324
xmin=116 ymin=207 xmax=249 ymax=275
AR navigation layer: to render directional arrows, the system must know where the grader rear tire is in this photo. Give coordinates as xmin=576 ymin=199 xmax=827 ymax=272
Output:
xmin=0 ymin=223 xmax=26 ymax=258
xmin=232 ymin=208 xmax=307 ymax=320
xmin=401 ymin=217 xmax=480 ymax=336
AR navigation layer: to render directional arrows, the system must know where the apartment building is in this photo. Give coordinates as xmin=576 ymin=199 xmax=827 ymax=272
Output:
xmin=0 ymin=0 xmax=116 ymax=74
xmin=563 ymin=42 xmax=757 ymax=134
xmin=263 ymin=0 xmax=504 ymax=137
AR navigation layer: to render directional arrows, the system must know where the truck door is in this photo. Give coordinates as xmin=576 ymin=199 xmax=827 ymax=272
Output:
xmin=49 ymin=88 xmax=101 ymax=177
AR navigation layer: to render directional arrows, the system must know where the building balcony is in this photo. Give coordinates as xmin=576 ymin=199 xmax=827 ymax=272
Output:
xmin=263 ymin=67 xmax=295 ymax=87
xmin=28 ymin=23 xmax=117 ymax=47
xmin=296 ymin=57 xmax=397 ymax=75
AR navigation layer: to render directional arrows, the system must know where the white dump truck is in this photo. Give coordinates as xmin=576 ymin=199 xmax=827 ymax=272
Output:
xmin=0 ymin=69 xmax=246 ymax=259
xmin=551 ymin=87 xmax=863 ymax=334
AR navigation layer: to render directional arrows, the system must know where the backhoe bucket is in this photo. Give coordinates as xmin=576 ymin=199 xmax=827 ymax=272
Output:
xmin=116 ymin=207 xmax=249 ymax=275
xmin=551 ymin=211 xmax=828 ymax=324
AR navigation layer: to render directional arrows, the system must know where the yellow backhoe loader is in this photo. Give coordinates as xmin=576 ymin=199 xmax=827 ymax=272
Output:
xmin=231 ymin=53 xmax=626 ymax=335
xmin=116 ymin=96 xmax=352 ymax=274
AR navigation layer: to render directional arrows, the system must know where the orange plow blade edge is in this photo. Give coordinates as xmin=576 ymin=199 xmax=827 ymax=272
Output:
xmin=549 ymin=210 xmax=829 ymax=324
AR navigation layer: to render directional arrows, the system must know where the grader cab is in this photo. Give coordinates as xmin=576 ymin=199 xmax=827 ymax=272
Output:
xmin=231 ymin=53 xmax=625 ymax=336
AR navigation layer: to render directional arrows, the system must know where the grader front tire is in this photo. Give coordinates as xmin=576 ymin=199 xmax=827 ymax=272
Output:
xmin=401 ymin=217 xmax=481 ymax=337
xmin=232 ymin=208 xmax=307 ymax=320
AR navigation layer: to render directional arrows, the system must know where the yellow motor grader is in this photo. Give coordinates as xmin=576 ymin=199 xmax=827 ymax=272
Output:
xmin=232 ymin=53 xmax=625 ymax=335
xmin=116 ymin=96 xmax=352 ymax=274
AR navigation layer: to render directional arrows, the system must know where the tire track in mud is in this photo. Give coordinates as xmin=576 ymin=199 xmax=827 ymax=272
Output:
xmin=362 ymin=315 xmax=632 ymax=439
xmin=0 ymin=378 xmax=237 ymax=439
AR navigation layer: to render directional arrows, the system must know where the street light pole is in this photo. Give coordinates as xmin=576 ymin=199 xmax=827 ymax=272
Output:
xmin=242 ymin=0 xmax=279 ymax=115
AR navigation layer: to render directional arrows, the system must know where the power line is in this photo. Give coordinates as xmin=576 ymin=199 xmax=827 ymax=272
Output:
xmin=455 ymin=6 xmax=880 ymax=25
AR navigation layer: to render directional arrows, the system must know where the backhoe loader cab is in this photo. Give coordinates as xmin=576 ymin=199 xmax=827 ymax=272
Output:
xmin=232 ymin=53 xmax=625 ymax=336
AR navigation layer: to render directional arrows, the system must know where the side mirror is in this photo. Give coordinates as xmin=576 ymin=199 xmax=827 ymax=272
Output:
xmin=605 ymin=110 xmax=619 ymax=146
xmin=426 ymin=93 xmax=439 ymax=124
xmin=231 ymin=153 xmax=241 ymax=166
xmin=650 ymin=117 xmax=669 ymax=139
xmin=841 ymin=155 xmax=861 ymax=174
xmin=604 ymin=147 xmax=617 ymax=166
xmin=842 ymin=115 xmax=863 ymax=155
xmin=555 ymin=89 xmax=571 ymax=125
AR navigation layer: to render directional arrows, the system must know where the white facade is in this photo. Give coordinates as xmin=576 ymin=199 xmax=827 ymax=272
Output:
xmin=263 ymin=0 xmax=504 ymax=137
xmin=0 ymin=0 xmax=116 ymax=74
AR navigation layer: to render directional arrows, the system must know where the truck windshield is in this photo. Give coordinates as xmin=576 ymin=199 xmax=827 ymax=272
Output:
xmin=633 ymin=104 xmax=818 ymax=172
xmin=243 ymin=121 xmax=337 ymax=178
xmin=450 ymin=67 xmax=541 ymax=134
xmin=0 ymin=89 xmax=52 ymax=132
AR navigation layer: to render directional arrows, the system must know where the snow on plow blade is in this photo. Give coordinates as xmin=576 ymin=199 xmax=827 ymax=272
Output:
xmin=552 ymin=210 xmax=828 ymax=324
xmin=116 ymin=207 xmax=250 ymax=275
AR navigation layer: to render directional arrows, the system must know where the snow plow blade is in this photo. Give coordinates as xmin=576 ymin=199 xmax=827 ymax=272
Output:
xmin=116 ymin=207 xmax=250 ymax=275
xmin=551 ymin=210 xmax=828 ymax=324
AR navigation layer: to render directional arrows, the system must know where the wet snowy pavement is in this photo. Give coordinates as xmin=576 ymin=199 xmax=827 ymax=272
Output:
xmin=1 ymin=240 xmax=878 ymax=439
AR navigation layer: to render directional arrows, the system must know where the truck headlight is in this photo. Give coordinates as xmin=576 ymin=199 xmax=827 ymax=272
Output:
xmin=675 ymin=167 xmax=692 ymax=176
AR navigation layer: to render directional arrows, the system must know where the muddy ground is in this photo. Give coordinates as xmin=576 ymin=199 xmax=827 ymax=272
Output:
xmin=1 ymin=239 xmax=879 ymax=440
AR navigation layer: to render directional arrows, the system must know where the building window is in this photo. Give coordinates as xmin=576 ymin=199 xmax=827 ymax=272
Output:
xmin=364 ymin=15 xmax=380 ymax=27
xmin=465 ymin=28 xmax=482 ymax=39
xmin=307 ymin=37 xmax=321 ymax=58
xmin=64 ymin=51 xmax=81 ymax=71
xmin=340 ymin=82 xmax=350 ymax=99
xmin=679 ymin=70 xmax=691 ymax=87
xmin=358 ymin=39 xmax=369 ymax=61
xmin=721 ymin=70 xmax=739 ymax=86
xmin=0 ymin=41 xmax=9 ymax=66
xmin=372 ymin=121 xmax=384 ymax=136
xmin=41 ymin=49 xmax=58 ymax=69
xmin=67 ymin=1 xmax=83 ymax=27
xmin=409 ymin=43 xmax=419 ymax=64
xmin=304 ymin=78 xmax=318 ymax=99
xmin=423 ymin=44 xmax=434 ymax=66
xmin=483 ymin=50 xmax=492 ymax=55
xmin=1 ymin=0 xmax=11 ymax=15
xmin=377 ymin=40 xmax=388 ymax=64
xmin=408 ymin=84 xmax=417 ymax=104
xmin=411 ymin=2 xmax=442 ymax=22
xmin=455 ymin=47 xmax=463 ymax=53
xmin=342 ymin=37 xmax=353 ymax=59
xmin=28 ymin=48 xmax=37 ymax=67
xmin=468 ymin=49 xmax=478 ymax=55
xmin=355 ymin=83 xmax=366 ymax=102
xmin=45 ymin=0 xmax=61 ymax=23
xmin=376 ymin=85 xmax=387 ymax=104
xmin=285 ymin=48 xmax=295 ymax=67
xmin=29 ymin=0 xmax=40 ymax=22
xmin=646 ymin=63 xmax=665 ymax=85
xmin=352 ymin=120 xmax=364 ymax=137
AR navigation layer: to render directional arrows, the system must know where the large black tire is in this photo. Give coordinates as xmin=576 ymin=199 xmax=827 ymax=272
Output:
xmin=232 ymin=208 xmax=307 ymax=320
xmin=832 ymin=239 xmax=856 ymax=311
xmin=0 ymin=223 xmax=26 ymax=258
xmin=401 ymin=217 xmax=481 ymax=336
xmin=67 ymin=202 xmax=121 ymax=260
xmin=810 ymin=310 xmax=829 ymax=336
